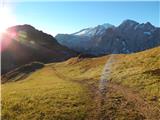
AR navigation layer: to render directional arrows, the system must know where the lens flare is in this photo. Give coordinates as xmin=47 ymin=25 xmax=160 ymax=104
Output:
xmin=0 ymin=6 xmax=16 ymax=39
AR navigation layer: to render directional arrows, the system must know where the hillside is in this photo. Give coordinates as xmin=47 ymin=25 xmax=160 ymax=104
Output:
xmin=1 ymin=25 xmax=77 ymax=74
xmin=56 ymin=19 xmax=160 ymax=55
xmin=2 ymin=47 xmax=160 ymax=120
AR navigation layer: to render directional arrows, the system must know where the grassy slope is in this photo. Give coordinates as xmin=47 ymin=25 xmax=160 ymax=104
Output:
xmin=2 ymin=47 xmax=160 ymax=120
xmin=110 ymin=47 xmax=160 ymax=102
xmin=2 ymin=67 xmax=92 ymax=120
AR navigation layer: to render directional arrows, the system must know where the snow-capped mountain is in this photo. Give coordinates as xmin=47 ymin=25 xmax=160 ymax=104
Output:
xmin=55 ymin=19 xmax=160 ymax=55
xmin=72 ymin=23 xmax=115 ymax=36
xmin=56 ymin=23 xmax=115 ymax=54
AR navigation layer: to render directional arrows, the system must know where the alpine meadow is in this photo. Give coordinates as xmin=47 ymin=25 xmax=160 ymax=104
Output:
xmin=1 ymin=1 xmax=160 ymax=120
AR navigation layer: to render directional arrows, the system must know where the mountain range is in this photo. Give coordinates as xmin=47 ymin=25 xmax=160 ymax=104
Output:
xmin=56 ymin=19 xmax=160 ymax=55
xmin=1 ymin=19 xmax=160 ymax=74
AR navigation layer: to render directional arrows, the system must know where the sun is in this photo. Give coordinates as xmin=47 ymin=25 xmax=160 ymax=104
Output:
xmin=0 ymin=6 xmax=16 ymax=36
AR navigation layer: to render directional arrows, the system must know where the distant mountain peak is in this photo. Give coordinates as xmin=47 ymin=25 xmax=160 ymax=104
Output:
xmin=98 ymin=23 xmax=115 ymax=29
xmin=123 ymin=19 xmax=137 ymax=23
xmin=72 ymin=28 xmax=91 ymax=36
xmin=72 ymin=23 xmax=114 ymax=36
xmin=119 ymin=19 xmax=139 ymax=28
xmin=119 ymin=19 xmax=156 ymax=30
xmin=144 ymin=22 xmax=155 ymax=28
xmin=7 ymin=24 xmax=35 ymax=31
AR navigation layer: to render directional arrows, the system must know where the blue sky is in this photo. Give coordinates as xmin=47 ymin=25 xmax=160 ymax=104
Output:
xmin=8 ymin=1 xmax=160 ymax=36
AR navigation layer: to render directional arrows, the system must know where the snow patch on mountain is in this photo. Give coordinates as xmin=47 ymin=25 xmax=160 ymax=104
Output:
xmin=72 ymin=23 xmax=114 ymax=37
xmin=144 ymin=31 xmax=151 ymax=35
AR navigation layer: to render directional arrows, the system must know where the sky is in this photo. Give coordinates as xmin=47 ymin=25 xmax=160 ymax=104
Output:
xmin=1 ymin=1 xmax=160 ymax=36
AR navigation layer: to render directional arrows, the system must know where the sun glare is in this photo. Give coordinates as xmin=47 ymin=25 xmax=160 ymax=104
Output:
xmin=0 ymin=7 xmax=16 ymax=37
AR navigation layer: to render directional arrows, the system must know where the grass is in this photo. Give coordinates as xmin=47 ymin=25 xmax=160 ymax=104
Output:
xmin=2 ymin=47 xmax=160 ymax=120
xmin=2 ymin=67 xmax=93 ymax=120
xmin=110 ymin=47 xmax=160 ymax=103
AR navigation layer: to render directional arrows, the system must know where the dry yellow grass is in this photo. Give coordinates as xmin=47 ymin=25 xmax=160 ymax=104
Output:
xmin=2 ymin=47 xmax=160 ymax=120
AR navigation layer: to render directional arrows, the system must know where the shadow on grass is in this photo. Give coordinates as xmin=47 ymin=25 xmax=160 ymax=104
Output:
xmin=2 ymin=62 xmax=44 ymax=83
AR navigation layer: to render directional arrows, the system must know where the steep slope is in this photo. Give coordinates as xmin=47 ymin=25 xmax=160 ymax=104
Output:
xmin=1 ymin=25 xmax=77 ymax=74
xmin=55 ymin=19 xmax=160 ymax=55
xmin=2 ymin=47 xmax=160 ymax=120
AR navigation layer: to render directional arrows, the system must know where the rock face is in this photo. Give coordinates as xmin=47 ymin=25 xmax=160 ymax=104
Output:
xmin=1 ymin=25 xmax=77 ymax=74
xmin=55 ymin=19 xmax=160 ymax=55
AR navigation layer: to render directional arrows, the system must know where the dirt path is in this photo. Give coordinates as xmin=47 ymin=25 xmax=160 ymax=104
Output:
xmin=51 ymin=66 xmax=160 ymax=120
xmin=51 ymin=66 xmax=102 ymax=119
